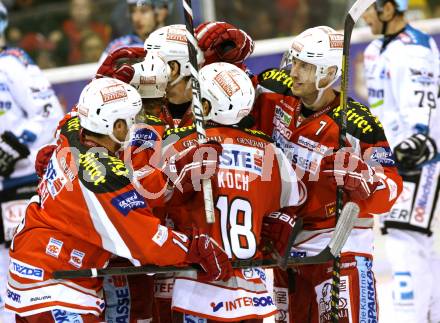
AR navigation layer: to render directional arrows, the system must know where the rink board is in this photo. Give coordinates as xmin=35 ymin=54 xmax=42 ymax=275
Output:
xmin=44 ymin=26 xmax=440 ymax=112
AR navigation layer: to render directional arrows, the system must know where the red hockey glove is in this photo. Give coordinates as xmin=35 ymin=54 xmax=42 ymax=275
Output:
xmin=321 ymin=151 xmax=380 ymax=201
xmin=35 ymin=144 xmax=57 ymax=178
xmin=186 ymin=228 xmax=233 ymax=281
xmin=260 ymin=210 xmax=302 ymax=269
xmin=96 ymin=47 xmax=146 ymax=83
xmin=195 ymin=21 xmax=255 ymax=68
xmin=162 ymin=142 xmax=222 ymax=192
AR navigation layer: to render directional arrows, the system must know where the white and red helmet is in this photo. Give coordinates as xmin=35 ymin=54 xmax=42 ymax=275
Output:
xmin=130 ymin=52 xmax=170 ymax=98
xmin=199 ymin=62 xmax=254 ymax=125
xmin=77 ymin=78 xmax=142 ymax=141
xmin=288 ymin=26 xmax=343 ymax=89
xmin=144 ymin=24 xmax=204 ymax=85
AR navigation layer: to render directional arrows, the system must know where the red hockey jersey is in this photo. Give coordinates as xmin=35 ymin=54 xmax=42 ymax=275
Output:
xmin=6 ymin=116 xmax=192 ymax=317
xmin=252 ymin=91 xmax=403 ymax=257
xmin=160 ymin=124 xmax=302 ymax=320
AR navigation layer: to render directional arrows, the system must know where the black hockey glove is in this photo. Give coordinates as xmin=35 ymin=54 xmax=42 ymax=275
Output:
xmin=0 ymin=131 xmax=30 ymax=177
xmin=393 ymin=133 xmax=437 ymax=170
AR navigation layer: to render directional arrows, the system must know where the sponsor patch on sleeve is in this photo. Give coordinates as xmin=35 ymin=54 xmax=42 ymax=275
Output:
xmin=367 ymin=147 xmax=396 ymax=166
xmin=46 ymin=237 xmax=63 ymax=258
xmin=130 ymin=128 xmax=158 ymax=148
xmin=68 ymin=249 xmax=85 ymax=268
xmin=111 ymin=189 xmax=147 ymax=216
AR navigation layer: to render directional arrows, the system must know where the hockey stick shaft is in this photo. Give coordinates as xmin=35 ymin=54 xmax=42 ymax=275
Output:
xmin=332 ymin=1 xmax=375 ymax=322
xmin=182 ymin=0 xmax=215 ymax=224
xmin=52 ymin=203 xmax=359 ymax=280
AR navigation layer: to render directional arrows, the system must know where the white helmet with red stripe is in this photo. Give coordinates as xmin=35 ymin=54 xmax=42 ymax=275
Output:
xmin=77 ymin=78 xmax=142 ymax=143
xmin=288 ymin=26 xmax=343 ymax=90
xmin=144 ymin=24 xmax=204 ymax=86
xmin=130 ymin=52 xmax=170 ymax=98
xmin=199 ymin=62 xmax=254 ymax=125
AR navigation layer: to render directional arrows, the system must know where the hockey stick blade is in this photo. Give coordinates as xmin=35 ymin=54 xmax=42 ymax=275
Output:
xmin=53 ymin=202 xmax=359 ymax=280
xmin=348 ymin=0 xmax=376 ymax=26
xmin=282 ymin=201 xmax=359 ymax=266
xmin=329 ymin=202 xmax=359 ymax=256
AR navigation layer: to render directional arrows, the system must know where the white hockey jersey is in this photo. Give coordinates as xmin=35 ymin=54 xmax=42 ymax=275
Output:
xmin=0 ymin=47 xmax=64 ymax=189
xmin=364 ymin=24 xmax=440 ymax=233
xmin=363 ymin=24 xmax=440 ymax=149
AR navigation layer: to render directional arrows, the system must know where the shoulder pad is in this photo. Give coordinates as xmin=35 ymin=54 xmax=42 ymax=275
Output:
xmin=242 ymin=128 xmax=273 ymax=142
xmin=60 ymin=116 xmax=81 ymax=139
xmin=58 ymin=117 xmax=133 ymax=193
xmin=397 ymin=25 xmax=431 ymax=49
xmin=257 ymin=68 xmax=293 ymax=95
xmin=163 ymin=124 xmax=196 ymax=140
xmin=77 ymin=150 xmax=132 ymax=193
xmin=329 ymin=99 xmax=387 ymax=144
xmin=0 ymin=47 xmax=35 ymax=66
xmin=236 ymin=115 xmax=255 ymax=129
xmin=143 ymin=114 xmax=166 ymax=125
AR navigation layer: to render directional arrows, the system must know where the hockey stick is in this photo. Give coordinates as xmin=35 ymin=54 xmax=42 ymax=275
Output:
xmin=331 ymin=1 xmax=375 ymax=322
xmin=52 ymin=202 xmax=359 ymax=280
xmin=181 ymin=0 xmax=215 ymax=223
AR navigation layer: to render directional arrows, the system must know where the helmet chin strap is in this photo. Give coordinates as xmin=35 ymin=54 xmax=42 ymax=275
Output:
xmin=109 ymin=119 xmax=135 ymax=150
xmin=308 ymin=72 xmax=339 ymax=107
xmin=376 ymin=4 xmax=397 ymax=36
xmin=169 ymin=74 xmax=185 ymax=87
xmin=109 ymin=132 xmax=125 ymax=147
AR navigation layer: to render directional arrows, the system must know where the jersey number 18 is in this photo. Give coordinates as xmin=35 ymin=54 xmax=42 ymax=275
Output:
xmin=216 ymin=196 xmax=257 ymax=259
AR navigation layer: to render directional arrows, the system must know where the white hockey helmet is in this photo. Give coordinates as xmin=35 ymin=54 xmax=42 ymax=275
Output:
xmin=77 ymin=78 xmax=142 ymax=142
xmin=199 ymin=62 xmax=255 ymax=125
xmin=130 ymin=52 xmax=170 ymax=98
xmin=144 ymin=24 xmax=204 ymax=86
xmin=288 ymin=26 xmax=343 ymax=90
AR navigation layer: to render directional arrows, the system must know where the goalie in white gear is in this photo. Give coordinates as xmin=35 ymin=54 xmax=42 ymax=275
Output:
xmin=0 ymin=2 xmax=63 ymax=319
xmin=363 ymin=1 xmax=440 ymax=322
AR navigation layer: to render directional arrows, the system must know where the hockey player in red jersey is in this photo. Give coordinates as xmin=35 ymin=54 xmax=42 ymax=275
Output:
xmin=161 ymin=62 xmax=303 ymax=322
xmin=99 ymin=51 xmax=170 ymax=323
xmin=252 ymin=26 xmax=403 ymax=322
xmin=91 ymin=23 xmax=256 ymax=322
xmin=6 ymin=77 xmax=232 ymax=322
